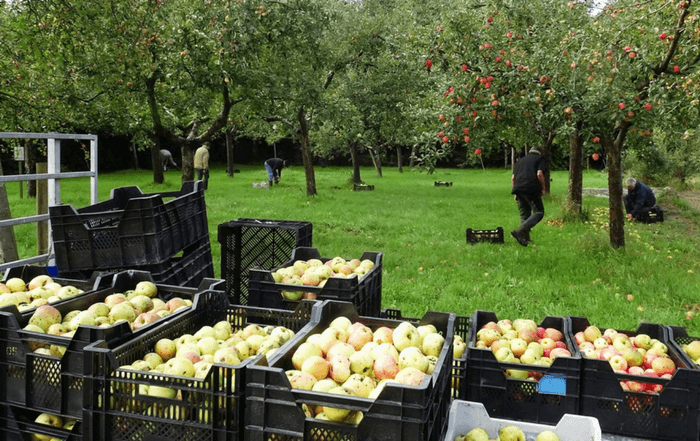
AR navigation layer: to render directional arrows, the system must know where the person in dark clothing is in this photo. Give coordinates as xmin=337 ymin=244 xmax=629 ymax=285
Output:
xmin=510 ymin=147 xmax=546 ymax=246
xmin=624 ymin=177 xmax=656 ymax=221
xmin=264 ymin=158 xmax=287 ymax=187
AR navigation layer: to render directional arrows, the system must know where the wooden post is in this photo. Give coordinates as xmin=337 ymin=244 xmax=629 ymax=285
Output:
xmin=37 ymin=163 xmax=49 ymax=256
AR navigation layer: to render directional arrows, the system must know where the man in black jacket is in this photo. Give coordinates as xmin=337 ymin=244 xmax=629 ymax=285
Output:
xmin=510 ymin=147 xmax=546 ymax=246
xmin=624 ymin=177 xmax=656 ymax=221
xmin=264 ymin=158 xmax=287 ymax=187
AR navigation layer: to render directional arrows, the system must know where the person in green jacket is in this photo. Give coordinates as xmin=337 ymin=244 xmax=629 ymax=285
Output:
xmin=194 ymin=142 xmax=210 ymax=189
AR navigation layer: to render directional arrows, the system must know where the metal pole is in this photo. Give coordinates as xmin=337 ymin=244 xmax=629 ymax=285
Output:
xmin=47 ymin=138 xmax=61 ymax=206
xmin=90 ymin=138 xmax=98 ymax=204
xmin=36 ymin=163 xmax=49 ymax=256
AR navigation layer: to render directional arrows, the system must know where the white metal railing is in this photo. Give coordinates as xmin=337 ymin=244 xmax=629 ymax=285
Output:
xmin=0 ymin=132 xmax=98 ymax=271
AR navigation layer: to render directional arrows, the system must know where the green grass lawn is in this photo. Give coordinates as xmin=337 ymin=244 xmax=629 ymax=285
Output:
xmin=5 ymin=164 xmax=700 ymax=334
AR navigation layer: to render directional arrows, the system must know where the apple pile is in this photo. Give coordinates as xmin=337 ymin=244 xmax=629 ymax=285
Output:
xmin=285 ymin=316 xmax=445 ymax=424
xmin=456 ymin=425 xmax=560 ymax=441
xmin=680 ymin=340 xmax=700 ymax=366
xmin=576 ymin=326 xmax=677 ymax=392
xmin=475 ymin=319 xmax=572 ymax=380
xmin=118 ymin=322 xmax=295 ymax=400
xmin=23 ymin=281 xmax=191 ymax=358
xmin=272 ymin=257 xmax=375 ymax=301
xmin=0 ymin=275 xmax=84 ymax=312
xmin=31 ymin=412 xmax=77 ymax=439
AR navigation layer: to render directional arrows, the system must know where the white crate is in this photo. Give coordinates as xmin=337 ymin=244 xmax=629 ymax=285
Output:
xmin=444 ymin=401 xmax=602 ymax=441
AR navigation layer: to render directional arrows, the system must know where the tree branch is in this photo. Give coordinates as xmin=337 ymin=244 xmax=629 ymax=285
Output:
xmin=263 ymin=116 xmax=296 ymax=130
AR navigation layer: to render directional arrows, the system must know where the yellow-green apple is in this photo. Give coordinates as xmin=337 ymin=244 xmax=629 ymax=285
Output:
xmin=510 ymin=338 xmax=528 ymax=358
xmin=44 ymin=282 xmax=63 ymax=294
xmin=323 ymin=386 xmax=353 ymax=421
xmin=0 ymin=293 xmax=19 ymax=307
xmin=143 ymin=352 xmax=164 ymax=369
xmin=155 ymin=338 xmax=177 ymax=360
xmin=347 ymin=326 xmax=374 ymax=351
xmin=328 ymin=354 xmax=352 ymax=383
xmin=370 ymin=343 xmax=399 ymax=361
xmin=30 ymin=298 xmax=48 ymax=308
xmin=246 ymin=334 xmax=266 ymax=353
xmin=490 ymin=339 xmax=510 ymax=354
xmin=453 ymin=338 xmax=467 ymax=359
xmin=29 ymin=304 xmax=62 ymax=331
xmin=50 ymin=344 xmax=67 ymax=358
xmin=5 ymin=278 xmax=26 ymax=292
xmin=109 ymin=302 xmax=136 ymax=325
xmin=393 ymin=322 xmax=421 ymax=351
xmin=135 ymin=281 xmax=158 ymax=298
xmin=35 ymin=412 xmax=64 ymax=431
xmin=417 ymin=324 xmax=438 ymax=344
xmin=513 ymin=319 xmax=537 ymax=333
xmin=214 ymin=347 xmax=240 ymax=365
xmin=47 ymin=323 xmax=67 ymax=336
xmin=613 ymin=335 xmax=633 ymax=352
xmin=128 ymin=295 xmax=154 ymax=316
xmin=536 ymin=430 xmax=560 ymax=441
xmin=583 ymin=326 xmax=602 ymax=343
xmin=495 ymin=347 xmax=516 ymax=362
xmin=30 ymin=287 xmax=54 ymax=300
xmin=28 ymin=275 xmax=53 ymax=291
xmin=343 ymin=373 xmax=375 ymax=397
xmin=234 ymin=340 xmax=251 ymax=359
xmin=349 ymin=350 xmax=374 ymax=376
xmin=326 ymin=342 xmax=355 ymax=361
xmin=292 ymin=342 xmax=323 ymax=370
xmin=63 ymin=418 xmax=76 ymax=431
xmin=362 ymin=341 xmax=379 ymax=355
xmin=301 ymin=355 xmax=330 ymax=380
xmin=506 ymin=369 xmax=529 ymax=379
xmin=684 ymin=340 xmax=700 ymax=361
xmin=603 ymin=328 xmax=618 ymax=343
xmin=0 ymin=283 xmax=10 ymax=294
xmin=104 ymin=293 xmax=127 ymax=308
xmin=373 ymin=326 xmax=394 ymax=345
xmin=329 ymin=316 xmax=352 ymax=332
xmin=87 ymin=302 xmax=110 ymax=317
xmin=593 ymin=338 xmax=609 ymax=351
xmin=609 ymin=355 xmax=628 ymax=372
xmin=373 ymin=352 xmax=399 ymax=380
xmin=175 ymin=334 xmax=197 ymax=349
xmin=398 ymin=347 xmax=429 ymax=372
xmin=520 ymin=348 xmax=541 ymax=365
xmin=193 ymin=326 xmax=216 ymax=340
xmin=56 ymin=285 xmax=79 ymax=300
xmin=196 ymin=337 xmax=220 ymax=356
xmin=528 ymin=342 xmax=544 ymax=357
xmin=499 ymin=425 xmax=526 ymax=441
xmin=360 ymin=259 xmax=374 ymax=270
xmin=651 ymin=357 xmax=676 ymax=376
xmin=422 ymin=332 xmax=445 ymax=358
xmin=148 ymin=385 xmax=177 ymax=399
xmin=622 ymin=348 xmax=644 ymax=367
xmin=478 ymin=329 xmax=501 ymax=347
xmin=497 ymin=319 xmax=513 ymax=333
xmin=289 ymin=372 xmax=318 ymax=390
xmin=312 ymin=378 xmax=339 ymax=393
xmin=395 ymin=366 xmax=425 ymax=385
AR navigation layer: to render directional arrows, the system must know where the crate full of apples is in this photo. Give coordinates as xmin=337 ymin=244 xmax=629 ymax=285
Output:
xmin=0 ymin=265 xmax=110 ymax=314
xmin=380 ymin=307 xmax=469 ymax=399
xmin=246 ymin=299 xmax=455 ymax=441
xmin=465 ymin=311 xmax=581 ymax=425
xmin=444 ymin=400 xmax=602 ymax=441
xmin=0 ymin=404 xmax=82 ymax=441
xmin=0 ymin=270 xmax=223 ymax=418
xmin=82 ymin=291 xmax=315 ymax=441
xmin=248 ymin=247 xmax=383 ymax=317
xmin=570 ymin=317 xmax=700 ymax=441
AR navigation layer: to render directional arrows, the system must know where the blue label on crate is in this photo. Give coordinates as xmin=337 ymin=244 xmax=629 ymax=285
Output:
xmin=536 ymin=374 xmax=566 ymax=395
xmin=47 ymin=266 xmax=59 ymax=277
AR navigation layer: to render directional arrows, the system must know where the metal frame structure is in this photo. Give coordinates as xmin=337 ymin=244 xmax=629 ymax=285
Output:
xmin=0 ymin=132 xmax=98 ymax=270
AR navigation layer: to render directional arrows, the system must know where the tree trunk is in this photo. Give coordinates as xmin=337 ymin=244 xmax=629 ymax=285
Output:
xmin=131 ymin=143 xmax=139 ymax=169
xmin=368 ymin=147 xmax=383 ymax=177
xmin=297 ymin=107 xmax=317 ymax=196
xmin=226 ymin=127 xmax=236 ymax=177
xmin=349 ymin=141 xmax=362 ymax=184
xmin=566 ymin=121 xmax=584 ymax=217
xmin=504 ymin=143 xmax=508 ymax=169
xmin=541 ymin=128 xmax=555 ymax=195
xmin=397 ymin=146 xmax=403 ymax=173
xmin=151 ymin=137 xmax=164 ymax=184
xmin=604 ymin=134 xmax=625 ymax=248
xmin=511 ymin=147 xmax=516 ymax=172
xmin=0 ymin=160 xmax=19 ymax=264
xmin=181 ymin=142 xmax=195 ymax=182
xmin=409 ymin=145 xmax=416 ymax=168
xmin=26 ymin=139 xmax=37 ymax=198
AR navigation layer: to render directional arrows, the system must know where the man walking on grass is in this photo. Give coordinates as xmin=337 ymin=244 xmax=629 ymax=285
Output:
xmin=510 ymin=147 xmax=546 ymax=247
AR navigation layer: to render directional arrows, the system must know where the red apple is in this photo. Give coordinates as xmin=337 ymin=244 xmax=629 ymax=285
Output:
xmin=618 ymin=102 xmax=626 ymax=110
xmin=592 ymin=153 xmax=600 ymax=161
xmin=644 ymin=103 xmax=653 ymax=111
xmin=659 ymin=33 xmax=667 ymax=39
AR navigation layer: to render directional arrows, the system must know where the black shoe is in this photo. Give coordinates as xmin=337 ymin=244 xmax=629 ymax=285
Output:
xmin=511 ymin=229 xmax=528 ymax=247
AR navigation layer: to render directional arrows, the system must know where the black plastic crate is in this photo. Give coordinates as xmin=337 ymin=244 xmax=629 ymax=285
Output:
xmin=466 ymin=227 xmax=504 ymax=244
xmin=639 ymin=206 xmax=664 ymax=224
xmin=0 ymin=270 xmax=223 ymax=417
xmin=248 ymin=247 xmax=383 ymax=317
xmin=381 ymin=308 xmax=469 ymax=399
xmin=50 ymin=181 xmax=208 ymax=272
xmin=246 ymin=300 xmax=455 ymax=441
xmin=668 ymin=325 xmax=700 ymax=368
xmin=83 ymin=291 xmax=315 ymax=441
xmin=58 ymin=236 xmax=215 ymax=289
xmin=465 ymin=311 xmax=580 ymax=425
xmin=434 ymin=181 xmax=453 ymax=187
xmin=0 ymin=403 xmax=83 ymax=441
xmin=570 ymin=317 xmax=700 ymax=441
xmin=0 ymin=265 xmax=111 ymax=315
xmin=218 ymin=218 xmax=313 ymax=305
xmin=353 ymin=184 xmax=374 ymax=191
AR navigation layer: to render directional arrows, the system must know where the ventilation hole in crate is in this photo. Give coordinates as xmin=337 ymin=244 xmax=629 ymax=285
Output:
xmin=676 ymin=336 xmax=694 ymax=346
xmin=8 ymin=364 xmax=24 ymax=380
xmin=508 ymin=382 xmax=536 ymax=403
xmin=482 ymin=386 xmax=503 ymax=401
xmin=93 ymin=230 xmax=119 ymax=249
xmin=69 ymin=241 xmax=91 ymax=252
xmin=659 ymin=406 xmax=685 ymax=419
xmin=541 ymin=394 xmax=562 ymax=406
xmin=596 ymin=399 xmax=621 ymax=412
xmin=309 ymin=427 xmax=354 ymax=441
xmin=624 ymin=393 xmax=655 ymax=415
